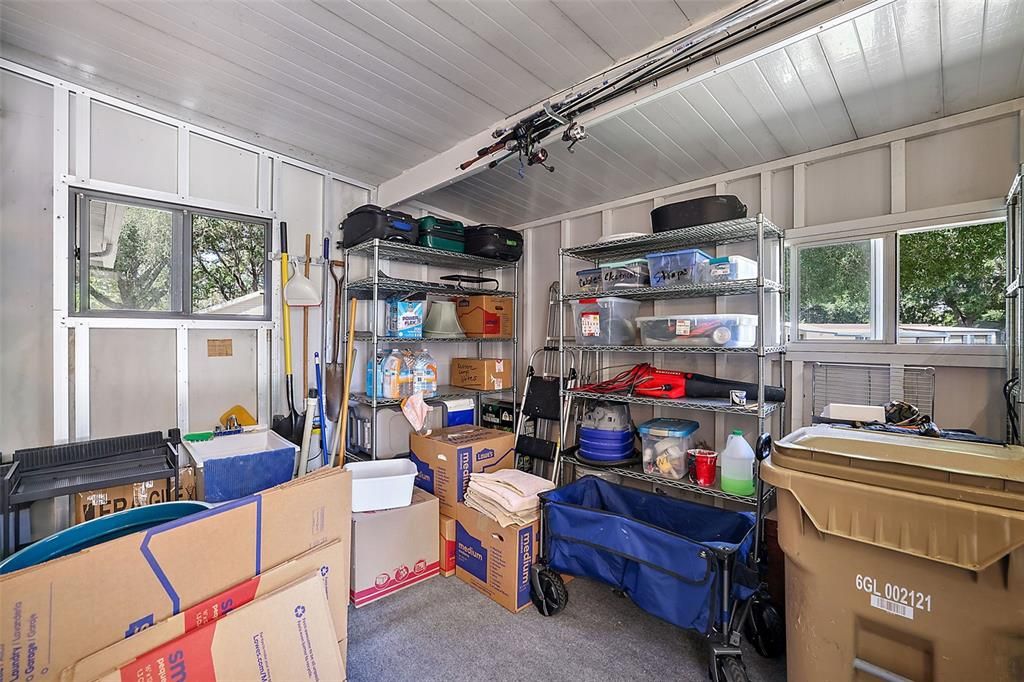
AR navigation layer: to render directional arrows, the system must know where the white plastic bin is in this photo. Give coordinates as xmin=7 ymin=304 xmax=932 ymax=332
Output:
xmin=571 ymin=297 xmax=641 ymax=346
xmin=344 ymin=459 xmax=419 ymax=512
xmin=702 ymin=255 xmax=757 ymax=282
xmin=636 ymin=313 xmax=758 ymax=348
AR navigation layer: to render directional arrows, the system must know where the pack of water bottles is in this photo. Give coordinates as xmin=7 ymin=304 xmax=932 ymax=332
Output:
xmin=366 ymin=348 xmax=438 ymax=399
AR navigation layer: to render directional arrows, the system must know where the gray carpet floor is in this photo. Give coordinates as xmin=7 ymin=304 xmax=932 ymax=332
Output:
xmin=348 ymin=574 xmax=787 ymax=681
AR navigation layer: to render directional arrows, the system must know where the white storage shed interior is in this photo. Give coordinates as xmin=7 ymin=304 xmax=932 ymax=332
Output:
xmin=1 ymin=0 xmax=1023 ymax=680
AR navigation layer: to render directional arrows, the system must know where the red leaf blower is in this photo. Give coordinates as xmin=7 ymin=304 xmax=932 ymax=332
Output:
xmin=578 ymin=364 xmax=785 ymax=402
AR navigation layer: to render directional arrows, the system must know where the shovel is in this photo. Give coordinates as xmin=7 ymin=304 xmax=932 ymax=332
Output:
xmin=324 ymin=259 xmax=346 ymax=421
xmin=271 ymin=222 xmax=305 ymax=445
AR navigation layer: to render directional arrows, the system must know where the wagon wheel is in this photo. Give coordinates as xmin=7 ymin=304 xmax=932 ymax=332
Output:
xmin=530 ymin=565 xmax=568 ymax=616
xmin=713 ymin=656 xmax=749 ymax=682
xmin=744 ymin=594 xmax=786 ymax=658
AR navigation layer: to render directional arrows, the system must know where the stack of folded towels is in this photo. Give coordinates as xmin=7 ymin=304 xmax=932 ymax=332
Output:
xmin=464 ymin=469 xmax=556 ymax=527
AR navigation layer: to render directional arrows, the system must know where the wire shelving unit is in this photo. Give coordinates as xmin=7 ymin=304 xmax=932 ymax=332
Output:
xmin=342 ymin=239 xmax=519 ymax=460
xmin=557 ymin=213 xmax=786 ymax=507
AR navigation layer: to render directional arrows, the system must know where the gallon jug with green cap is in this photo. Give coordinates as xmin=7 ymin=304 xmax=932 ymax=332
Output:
xmin=720 ymin=429 xmax=756 ymax=496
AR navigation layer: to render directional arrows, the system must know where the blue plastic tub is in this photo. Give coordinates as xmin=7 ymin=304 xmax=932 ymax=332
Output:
xmin=645 ymin=248 xmax=712 ymax=287
xmin=541 ymin=476 xmax=756 ymax=632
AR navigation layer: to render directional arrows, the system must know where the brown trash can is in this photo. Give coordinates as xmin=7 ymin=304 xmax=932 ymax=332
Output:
xmin=761 ymin=426 xmax=1024 ymax=682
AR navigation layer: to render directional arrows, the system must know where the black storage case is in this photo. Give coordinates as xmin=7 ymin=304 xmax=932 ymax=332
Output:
xmin=341 ymin=204 xmax=419 ymax=248
xmin=650 ymin=195 xmax=747 ymax=233
xmin=464 ymin=224 xmax=523 ymax=262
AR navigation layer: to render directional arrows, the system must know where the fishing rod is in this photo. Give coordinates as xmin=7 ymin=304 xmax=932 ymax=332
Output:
xmin=461 ymin=0 xmax=833 ymax=174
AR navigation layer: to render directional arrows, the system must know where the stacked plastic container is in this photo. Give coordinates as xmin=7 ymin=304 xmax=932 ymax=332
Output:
xmin=578 ymin=402 xmax=634 ymax=462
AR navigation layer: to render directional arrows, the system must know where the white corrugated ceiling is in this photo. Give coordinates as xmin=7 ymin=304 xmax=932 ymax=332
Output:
xmin=0 ymin=0 xmax=727 ymax=184
xmin=420 ymin=0 xmax=1024 ymax=225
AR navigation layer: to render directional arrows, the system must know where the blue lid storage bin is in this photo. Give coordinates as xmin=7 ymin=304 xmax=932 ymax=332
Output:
xmin=540 ymin=476 xmax=756 ymax=633
xmin=576 ymin=268 xmax=602 ymax=293
xmin=645 ymin=248 xmax=712 ymax=287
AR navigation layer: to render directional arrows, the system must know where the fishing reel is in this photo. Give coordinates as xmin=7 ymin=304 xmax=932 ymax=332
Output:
xmin=562 ymin=121 xmax=587 ymax=152
xmin=527 ymin=147 xmax=555 ymax=172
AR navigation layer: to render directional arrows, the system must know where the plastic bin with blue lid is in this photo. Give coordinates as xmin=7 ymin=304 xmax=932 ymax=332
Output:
xmin=638 ymin=418 xmax=699 ymax=479
xmin=645 ymin=247 xmax=711 ymax=287
xmin=576 ymin=268 xmax=602 ymax=293
xmin=599 ymin=258 xmax=650 ymax=290
xmin=702 ymin=255 xmax=758 ymax=282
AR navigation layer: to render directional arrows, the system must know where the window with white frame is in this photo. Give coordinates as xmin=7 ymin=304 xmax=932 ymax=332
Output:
xmin=790 ymin=238 xmax=884 ymax=341
xmin=787 ymin=219 xmax=1006 ymax=346
xmin=71 ymin=190 xmax=271 ymax=318
xmin=898 ymin=221 xmax=1005 ymax=345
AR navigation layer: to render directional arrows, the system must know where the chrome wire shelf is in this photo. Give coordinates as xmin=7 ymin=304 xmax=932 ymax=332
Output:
xmin=563 ymin=454 xmax=773 ymax=507
xmin=345 ymin=240 xmax=518 ymax=271
xmin=561 ymin=216 xmax=783 ymax=264
xmin=561 ymin=279 xmax=783 ymax=302
xmin=347 ymin=276 xmax=515 ymax=298
xmin=567 ymin=389 xmax=782 ymax=416
xmin=351 ymin=385 xmax=510 ymax=407
xmin=354 ymin=332 xmax=514 ymax=344
xmin=565 ymin=344 xmax=786 ymax=354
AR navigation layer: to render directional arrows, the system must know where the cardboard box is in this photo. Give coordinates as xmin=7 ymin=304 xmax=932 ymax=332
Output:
xmin=409 ymin=425 xmax=515 ymax=517
xmin=351 ymin=488 xmax=439 ymax=607
xmin=439 ymin=514 xmax=457 ymax=577
xmin=451 ymin=357 xmax=511 ymax=391
xmin=0 ymin=466 xmax=351 ymax=682
xmin=455 ymin=295 xmax=513 ymax=337
xmin=60 ymin=540 xmax=350 ymax=682
xmin=95 ymin=574 xmax=344 ymax=682
xmin=455 ymin=503 xmax=538 ymax=613
xmin=73 ymin=466 xmax=197 ymax=524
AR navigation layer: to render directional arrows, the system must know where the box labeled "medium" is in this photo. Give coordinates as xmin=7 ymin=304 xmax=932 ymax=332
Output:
xmin=455 ymin=503 xmax=538 ymax=613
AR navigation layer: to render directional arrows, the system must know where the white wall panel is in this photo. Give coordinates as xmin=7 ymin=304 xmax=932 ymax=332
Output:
xmin=725 ymin=175 xmax=761 ymax=215
xmin=905 ymin=115 xmax=1020 ymax=210
xmin=805 ymin=147 xmax=890 ymax=225
xmin=0 ymin=70 xmax=53 ymax=454
xmin=90 ymin=101 xmax=178 ymax=193
xmin=188 ymin=133 xmax=259 ymax=209
xmin=610 ymin=201 xmax=653 ymax=235
xmin=770 ymin=168 xmax=795 ymax=230
xmin=90 ymin=328 xmax=177 ymax=438
xmin=187 ymin=329 xmax=258 ymax=431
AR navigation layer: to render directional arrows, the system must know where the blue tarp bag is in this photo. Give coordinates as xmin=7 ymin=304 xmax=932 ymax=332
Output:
xmin=541 ymin=475 xmax=756 ymax=633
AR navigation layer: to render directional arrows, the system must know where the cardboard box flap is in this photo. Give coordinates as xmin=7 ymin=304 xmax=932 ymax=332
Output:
xmin=761 ymin=458 xmax=1024 ymax=571
xmin=773 ymin=426 xmax=1024 ymax=511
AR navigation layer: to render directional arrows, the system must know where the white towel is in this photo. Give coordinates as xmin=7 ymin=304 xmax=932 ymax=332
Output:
xmin=467 ymin=470 xmax=555 ymax=514
xmin=464 ymin=489 xmax=540 ymax=528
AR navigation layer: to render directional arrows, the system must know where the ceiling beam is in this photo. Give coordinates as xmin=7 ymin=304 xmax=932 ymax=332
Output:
xmin=377 ymin=0 xmax=888 ymax=209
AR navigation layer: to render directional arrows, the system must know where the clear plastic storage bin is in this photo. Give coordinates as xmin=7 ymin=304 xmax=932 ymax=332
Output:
xmin=571 ymin=297 xmax=641 ymax=346
xmin=636 ymin=313 xmax=758 ymax=348
xmin=576 ymin=268 xmax=602 ymax=293
xmin=599 ymin=258 xmax=651 ymax=290
xmin=645 ymin=248 xmax=712 ymax=287
xmin=638 ymin=418 xmax=699 ymax=479
xmin=702 ymin=255 xmax=757 ymax=282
